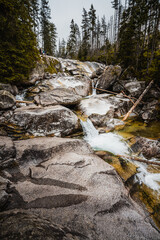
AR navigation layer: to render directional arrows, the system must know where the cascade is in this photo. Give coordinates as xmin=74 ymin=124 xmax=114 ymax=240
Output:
xmin=81 ymin=118 xmax=160 ymax=191
xmin=81 ymin=118 xmax=130 ymax=155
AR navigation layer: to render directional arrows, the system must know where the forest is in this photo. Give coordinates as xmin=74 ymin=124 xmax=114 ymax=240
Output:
xmin=0 ymin=0 xmax=159 ymax=85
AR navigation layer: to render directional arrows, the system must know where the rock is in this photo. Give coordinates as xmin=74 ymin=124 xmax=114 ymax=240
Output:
xmin=0 ymin=90 xmax=16 ymax=110
xmin=90 ymin=67 xmax=104 ymax=79
xmin=106 ymin=118 xmax=125 ymax=130
xmin=0 ymin=211 xmax=83 ymax=240
xmin=0 ymin=177 xmax=10 ymax=210
xmin=125 ymin=80 xmax=145 ymax=97
xmin=2 ymin=105 xmax=79 ymax=137
xmin=113 ymin=80 xmax=145 ymax=97
xmin=0 ymin=136 xmax=16 ymax=169
xmin=0 ymin=83 xmax=18 ymax=96
xmin=34 ymin=88 xmax=82 ymax=106
xmin=131 ymin=137 xmax=160 ymax=159
xmin=141 ymin=100 xmax=160 ymax=122
xmin=79 ymin=94 xmax=131 ymax=126
xmin=0 ymin=137 xmax=159 ymax=239
xmin=97 ymin=65 xmax=121 ymax=90
xmin=0 ymin=136 xmax=15 ymax=162
xmin=28 ymin=75 xmax=91 ymax=98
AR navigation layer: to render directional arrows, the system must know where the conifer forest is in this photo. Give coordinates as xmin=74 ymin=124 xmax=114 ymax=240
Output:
xmin=0 ymin=0 xmax=159 ymax=85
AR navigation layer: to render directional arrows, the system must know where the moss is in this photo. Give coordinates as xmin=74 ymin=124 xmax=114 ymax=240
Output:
xmin=134 ymin=184 xmax=160 ymax=229
xmin=42 ymin=56 xmax=61 ymax=74
xmin=117 ymin=120 xmax=160 ymax=140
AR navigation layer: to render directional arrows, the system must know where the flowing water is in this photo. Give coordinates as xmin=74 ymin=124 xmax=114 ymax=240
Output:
xmin=81 ymin=118 xmax=160 ymax=192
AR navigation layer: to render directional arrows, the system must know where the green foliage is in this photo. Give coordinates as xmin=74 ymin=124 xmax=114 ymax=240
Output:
xmin=40 ymin=0 xmax=57 ymax=55
xmin=0 ymin=0 xmax=39 ymax=85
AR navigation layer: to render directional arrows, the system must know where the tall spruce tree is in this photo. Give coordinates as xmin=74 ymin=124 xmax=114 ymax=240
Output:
xmin=67 ymin=19 xmax=77 ymax=58
xmin=88 ymin=4 xmax=97 ymax=50
xmin=0 ymin=0 xmax=39 ymax=84
xmin=81 ymin=8 xmax=90 ymax=59
xmin=40 ymin=0 xmax=57 ymax=55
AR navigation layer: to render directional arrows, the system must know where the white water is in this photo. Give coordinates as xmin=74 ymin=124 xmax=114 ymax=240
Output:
xmin=81 ymin=118 xmax=160 ymax=191
xmin=81 ymin=119 xmax=130 ymax=155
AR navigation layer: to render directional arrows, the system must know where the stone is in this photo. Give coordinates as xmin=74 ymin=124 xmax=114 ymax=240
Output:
xmin=0 ymin=83 xmax=18 ymax=96
xmin=0 ymin=136 xmax=15 ymax=164
xmin=125 ymin=80 xmax=145 ymax=97
xmin=141 ymin=100 xmax=160 ymax=122
xmin=131 ymin=137 xmax=160 ymax=159
xmin=79 ymin=94 xmax=131 ymax=126
xmin=97 ymin=65 xmax=121 ymax=90
xmin=34 ymin=88 xmax=82 ymax=106
xmin=0 ymin=137 xmax=159 ymax=239
xmin=113 ymin=80 xmax=145 ymax=97
xmin=2 ymin=105 xmax=79 ymax=137
xmin=0 ymin=90 xmax=15 ymax=109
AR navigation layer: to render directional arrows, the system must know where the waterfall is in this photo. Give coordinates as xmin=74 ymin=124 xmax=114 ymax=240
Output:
xmin=81 ymin=118 xmax=160 ymax=191
xmin=81 ymin=119 xmax=130 ymax=155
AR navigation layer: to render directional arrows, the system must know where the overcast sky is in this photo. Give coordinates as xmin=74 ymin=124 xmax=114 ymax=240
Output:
xmin=49 ymin=0 xmax=114 ymax=42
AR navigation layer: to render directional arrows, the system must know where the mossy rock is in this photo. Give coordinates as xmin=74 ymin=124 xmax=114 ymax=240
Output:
xmin=133 ymin=184 xmax=160 ymax=229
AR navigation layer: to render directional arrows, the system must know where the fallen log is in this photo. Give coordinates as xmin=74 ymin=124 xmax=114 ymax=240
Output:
xmin=122 ymin=80 xmax=154 ymax=121
xmin=16 ymin=100 xmax=33 ymax=104
xmin=117 ymin=154 xmax=160 ymax=166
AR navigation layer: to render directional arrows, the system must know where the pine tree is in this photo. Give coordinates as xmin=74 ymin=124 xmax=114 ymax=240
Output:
xmin=67 ymin=19 xmax=77 ymax=58
xmin=0 ymin=0 xmax=39 ymax=84
xmin=81 ymin=8 xmax=90 ymax=59
xmin=40 ymin=0 xmax=57 ymax=55
xmin=29 ymin=0 xmax=39 ymax=34
xmin=101 ymin=15 xmax=107 ymax=46
xmin=88 ymin=4 xmax=97 ymax=49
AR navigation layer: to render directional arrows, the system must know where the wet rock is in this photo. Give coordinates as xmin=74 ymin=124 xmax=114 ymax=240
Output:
xmin=0 ymin=83 xmax=18 ymax=96
xmin=0 ymin=177 xmax=10 ymax=210
xmin=131 ymin=137 xmax=160 ymax=159
xmin=29 ymin=75 xmax=91 ymax=98
xmin=2 ymin=105 xmax=79 ymax=137
xmin=113 ymin=80 xmax=145 ymax=97
xmin=125 ymin=80 xmax=145 ymax=97
xmin=79 ymin=94 xmax=131 ymax=126
xmin=34 ymin=88 xmax=82 ymax=106
xmin=106 ymin=118 xmax=125 ymax=130
xmin=0 ymin=136 xmax=15 ymax=164
xmin=0 ymin=211 xmax=82 ymax=240
xmin=141 ymin=100 xmax=160 ymax=122
xmin=90 ymin=67 xmax=105 ymax=79
xmin=0 ymin=90 xmax=16 ymax=110
xmin=0 ymin=137 xmax=159 ymax=239
xmin=97 ymin=65 xmax=121 ymax=90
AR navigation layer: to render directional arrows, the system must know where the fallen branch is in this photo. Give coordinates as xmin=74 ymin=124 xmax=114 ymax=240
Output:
xmin=94 ymin=87 xmax=139 ymax=102
xmin=117 ymin=154 xmax=160 ymax=166
xmin=122 ymin=80 xmax=154 ymax=121
xmin=121 ymin=91 xmax=135 ymax=104
xmin=16 ymin=100 xmax=33 ymax=104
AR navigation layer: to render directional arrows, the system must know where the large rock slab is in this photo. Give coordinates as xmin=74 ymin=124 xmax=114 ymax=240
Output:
xmin=1 ymin=105 xmax=79 ymax=137
xmin=34 ymin=88 xmax=82 ymax=106
xmin=0 ymin=137 xmax=159 ymax=239
xmin=0 ymin=90 xmax=15 ymax=110
xmin=97 ymin=65 xmax=121 ymax=90
xmin=29 ymin=75 xmax=92 ymax=97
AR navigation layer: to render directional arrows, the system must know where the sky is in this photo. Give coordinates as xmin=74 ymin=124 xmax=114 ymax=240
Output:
xmin=49 ymin=0 xmax=114 ymax=42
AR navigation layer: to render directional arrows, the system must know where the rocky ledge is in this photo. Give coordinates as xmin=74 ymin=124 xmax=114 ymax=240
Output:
xmin=0 ymin=136 xmax=160 ymax=240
